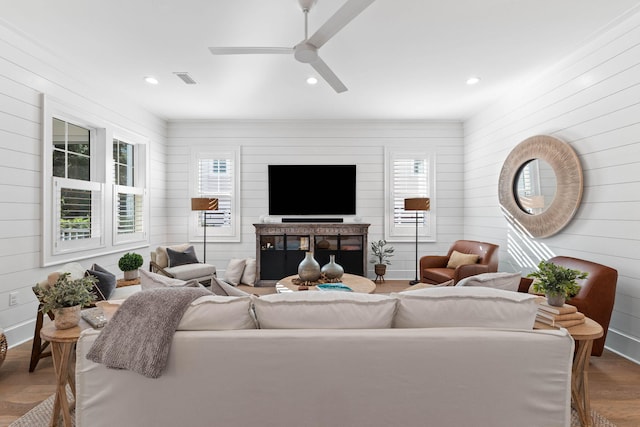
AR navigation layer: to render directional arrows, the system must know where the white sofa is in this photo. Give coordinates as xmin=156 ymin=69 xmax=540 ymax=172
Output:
xmin=75 ymin=288 xmax=574 ymax=427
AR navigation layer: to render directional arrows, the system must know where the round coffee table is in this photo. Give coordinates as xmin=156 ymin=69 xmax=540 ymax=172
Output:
xmin=277 ymin=273 xmax=376 ymax=294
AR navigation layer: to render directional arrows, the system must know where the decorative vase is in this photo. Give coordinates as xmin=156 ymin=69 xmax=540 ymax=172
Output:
xmin=298 ymin=252 xmax=321 ymax=282
xmin=546 ymin=293 xmax=566 ymax=307
xmin=53 ymin=305 xmax=81 ymax=329
xmin=321 ymin=255 xmax=344 ymax=280
xmin=123 ymin=269 xmax=139 ymax=281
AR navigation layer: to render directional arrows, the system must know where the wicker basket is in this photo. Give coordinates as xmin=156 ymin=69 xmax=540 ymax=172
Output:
xmin=0 ymin=328 xmax=7 ymax=369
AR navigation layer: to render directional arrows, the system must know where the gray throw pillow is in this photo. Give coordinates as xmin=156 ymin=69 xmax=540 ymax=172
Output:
xmin=86 ymin=263 xmax=117 ymax=300
xmin=167 ymin=246 xmax=199 ymax=267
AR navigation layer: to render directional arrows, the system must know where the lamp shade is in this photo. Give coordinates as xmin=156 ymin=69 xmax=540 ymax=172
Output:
xmin=191 ymin=198 xmax=219 ymax=211
xmin=404 ymin=197 xmax=430 ymax=211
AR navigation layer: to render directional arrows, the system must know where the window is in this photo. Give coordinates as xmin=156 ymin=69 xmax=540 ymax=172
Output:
xmin=50 ymin=118 xmax=104 ymax=253
xmin=42 ymin=95 xmax=149 ymax=266
xmin=112 ymin=138 xmax=146 ymax=244
xmin=384 ymin=149 xmax=436 ymax=241
xmin=190 ymin=147 xmax=241 ymax=241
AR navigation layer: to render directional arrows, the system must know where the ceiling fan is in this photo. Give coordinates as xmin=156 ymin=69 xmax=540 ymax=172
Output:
xmin=208 ymin=0 xmax=376 ymax=93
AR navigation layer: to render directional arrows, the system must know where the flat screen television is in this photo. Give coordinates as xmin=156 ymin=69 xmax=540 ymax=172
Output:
xmin=268 ymin=165 xmax=356 ymax=215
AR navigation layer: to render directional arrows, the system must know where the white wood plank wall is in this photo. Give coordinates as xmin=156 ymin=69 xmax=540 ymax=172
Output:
xmin=464 ymin=12 xmax=640 ymax=362
xmin=0 ymin=24 xmax=168 ymax=346
xmin=166 ymin=120 xmax=464 ymax=282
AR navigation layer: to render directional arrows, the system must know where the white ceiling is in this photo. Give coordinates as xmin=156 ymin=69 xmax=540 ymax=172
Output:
xmin=2 ymin=0 xmax=640 ymax=121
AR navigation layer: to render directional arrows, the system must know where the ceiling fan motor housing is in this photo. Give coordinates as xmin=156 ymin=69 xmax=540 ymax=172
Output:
xmin=294 ymin=43 xmax=318 ymax=63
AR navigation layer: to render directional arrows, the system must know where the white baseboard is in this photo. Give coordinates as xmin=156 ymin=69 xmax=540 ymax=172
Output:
xmin=605 ymin=328 xmax=640 ymax=365
xmin=4 ymin=319 xmax=36 ymax=349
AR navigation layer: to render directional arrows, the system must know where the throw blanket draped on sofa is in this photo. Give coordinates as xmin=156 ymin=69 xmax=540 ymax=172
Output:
xmin=86 ymin=287 xmax=211 ymax=378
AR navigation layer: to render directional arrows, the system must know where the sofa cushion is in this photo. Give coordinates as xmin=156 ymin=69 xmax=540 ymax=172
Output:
xmin=155 ymin=244 xmax=192 ymax=269
xmin=456 ymin=272 xmax=522 ymax=292
xmin=253 ymin=292 xmax=397 ymax=329
xmin=139 ymin=269 xmax=203 ymax=289
xmin=224 ymin=258 xmax=246 ymax=286
xmin=240 ymin=258 xmax=257 ymax=286
xmin=392 ymin=286 xmax=538 ymax=329
xmin=210 ymin=277 xmax=252 ymax=297
xmin=167 ymin=246 xmax=199 ymax=267
xmin=86 ymin=263 xmax=117 ymax=300
xmin=164 ymin=263 xmax=217 ymax=281
xmin=178 ymin=295 xmax=256 ymax=330
xmin=446 ymin=250 xmax=479 ymax=268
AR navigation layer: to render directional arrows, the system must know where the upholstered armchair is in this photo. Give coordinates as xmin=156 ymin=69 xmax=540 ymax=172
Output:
xmin=149 ymin=244 xmax=216 ymax=284
xmin=419 ymin=240 xmax=499 ymax=285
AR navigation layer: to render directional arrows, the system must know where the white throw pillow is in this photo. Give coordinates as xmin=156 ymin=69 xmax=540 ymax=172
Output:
xmin=240 ymin=258 xmax=257 ymax=286
xmin=253 ymin=292 xmax=397 ymax=329
xmin=178 ymin=295 xmax=256 ymax=330
xmin=455 ymin=272 xmax=522 ymax=292
xmin=224 ymin=258 xmax=246 ymax=286
xmin=392 ymin=286 xmax=538 ymax=329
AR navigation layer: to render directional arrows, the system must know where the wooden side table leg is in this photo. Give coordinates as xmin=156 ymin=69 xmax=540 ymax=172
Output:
xmin=50 ymin=341 xmax=75 ymax=427
xmin=572 ymin=339 xmax=595 ymax=427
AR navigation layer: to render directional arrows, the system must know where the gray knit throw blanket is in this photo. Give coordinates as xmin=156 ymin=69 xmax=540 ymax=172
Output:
xmin=86 ymin=287 xmax=211 ymax=378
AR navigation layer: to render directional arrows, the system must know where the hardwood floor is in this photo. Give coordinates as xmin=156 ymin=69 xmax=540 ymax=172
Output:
xmin=1 ymin=280 xmax=639 ymax=426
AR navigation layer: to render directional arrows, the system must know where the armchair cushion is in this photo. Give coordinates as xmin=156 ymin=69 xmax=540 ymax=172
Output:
xmin=167 ymin=246 xmax=199 ymax=267
xmin=446 ymin=251 xmax=479 ymax=268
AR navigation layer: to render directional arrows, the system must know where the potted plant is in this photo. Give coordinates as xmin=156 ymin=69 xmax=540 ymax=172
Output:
xmin=118 ymin=252 xmax=144 ymax=280
xmin=527 ymin=260 xmax=588 ymax=307
xmin=370 ymin=239 xmax=394 ymax=279
xmin=35 ymin=273 xmax=97 ymax=329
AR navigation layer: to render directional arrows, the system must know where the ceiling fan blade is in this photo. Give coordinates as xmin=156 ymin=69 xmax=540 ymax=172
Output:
xmin=307 ymin=0 xmax=375 ymax=49
xmin=209 ymin=47 xmax=293 ymax=55
xmin=310 ymin=57 xmax=347 ymax=93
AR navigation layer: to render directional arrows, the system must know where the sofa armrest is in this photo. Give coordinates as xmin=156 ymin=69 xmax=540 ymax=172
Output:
xmin=149 ymin=261 xmax=176 ymax=278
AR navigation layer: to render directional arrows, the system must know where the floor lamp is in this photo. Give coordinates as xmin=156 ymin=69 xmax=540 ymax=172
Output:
xmin=404 ymin=197 xmax=430 ymax=285
xmin=191 ymin=198 xmax=218 ymax=263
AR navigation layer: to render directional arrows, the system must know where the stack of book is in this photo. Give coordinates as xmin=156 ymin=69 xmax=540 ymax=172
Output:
xmin=536 ymin=302 xmax=585 ymax=328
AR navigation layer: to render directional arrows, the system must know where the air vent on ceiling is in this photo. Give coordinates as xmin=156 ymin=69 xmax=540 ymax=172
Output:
xmin=173 ymin=72 xmax=197 ymax=84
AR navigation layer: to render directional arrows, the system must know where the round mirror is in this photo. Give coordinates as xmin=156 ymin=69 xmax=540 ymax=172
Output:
xmin=514 ymin=159 xmax=557 ymax=215
xmin=498 ymin=135 xmax=583 ymax=238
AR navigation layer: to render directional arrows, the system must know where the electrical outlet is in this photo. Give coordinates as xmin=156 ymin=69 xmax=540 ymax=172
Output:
xmin=9 ymin=292 xmax=18 ymax=306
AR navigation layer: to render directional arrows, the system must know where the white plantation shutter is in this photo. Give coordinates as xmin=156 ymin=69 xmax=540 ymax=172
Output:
xmin=191 ymin=147 xmax=241 ymax=241
xmin=385 ymin=149 xmax=435 ymax=240
xmin=54 ymin=177 xmax=103 ymax=252
xmin=113 ymin=185 xmax=145 ymax=243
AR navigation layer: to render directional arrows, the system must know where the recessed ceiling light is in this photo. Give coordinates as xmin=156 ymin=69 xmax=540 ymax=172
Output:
xmin=466 ymin=76 xmax=480 ymax=85
xmin=144 ymin=76 xmax=159 ymax=85
xmin=306 ymin=76 xmax=318 ymax=85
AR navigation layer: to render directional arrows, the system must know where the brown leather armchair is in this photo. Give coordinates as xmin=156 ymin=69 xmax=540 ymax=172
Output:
xmin=546 ymin=256 xmax=617 ymax=357
xmin=419 ymin=240 xmax=499 ymax=285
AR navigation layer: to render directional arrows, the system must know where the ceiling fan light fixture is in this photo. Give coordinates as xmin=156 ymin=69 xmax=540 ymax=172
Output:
xmin=144 ymin=76 xmax=159 ymax=85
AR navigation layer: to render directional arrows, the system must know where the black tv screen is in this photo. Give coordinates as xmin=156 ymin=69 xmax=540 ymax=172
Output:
xmin=268 ymin=165 xmax=356 ymax=215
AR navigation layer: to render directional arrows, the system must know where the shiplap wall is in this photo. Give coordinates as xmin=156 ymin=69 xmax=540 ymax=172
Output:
xmin=464 ymin=12 xmax=640 ymax=361
xmin=166 ymin=120 xmax=464 ymax=281
xmin=0 ymin=24 xmax=168 ymax=346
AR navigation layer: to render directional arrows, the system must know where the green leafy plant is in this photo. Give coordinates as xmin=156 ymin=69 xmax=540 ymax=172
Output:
xmin=35 ymin=273 xmax=97 ymax=313
xmin=370 ymin=239 xmax=394 ymax=265
xmin=118 ymin=252 xmax=144 ymax=272
xmin=528 ymin=260 xmax=588 ymax=298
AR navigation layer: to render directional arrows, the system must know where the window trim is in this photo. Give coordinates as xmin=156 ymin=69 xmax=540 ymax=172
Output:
xmin=41 ymin=94 xmax=149 ymax=267
xmin=384 ymin=147 xmax=436 ymax=242
xmin=189 ymin=146 xmax=241 ymax=243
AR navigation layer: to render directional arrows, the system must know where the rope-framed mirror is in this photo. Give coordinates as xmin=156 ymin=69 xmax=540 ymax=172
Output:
xmin=498 ymin=135 xmax=583 ymax=238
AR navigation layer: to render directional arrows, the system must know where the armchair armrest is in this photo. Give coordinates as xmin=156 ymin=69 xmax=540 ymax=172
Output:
xmin=419 ymin=255 xmax=449 ymax=269
xmin=149 ymin=261 xmax=176 ymax=278
xmin=453 ymin=264 xmax=491 ymax=283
